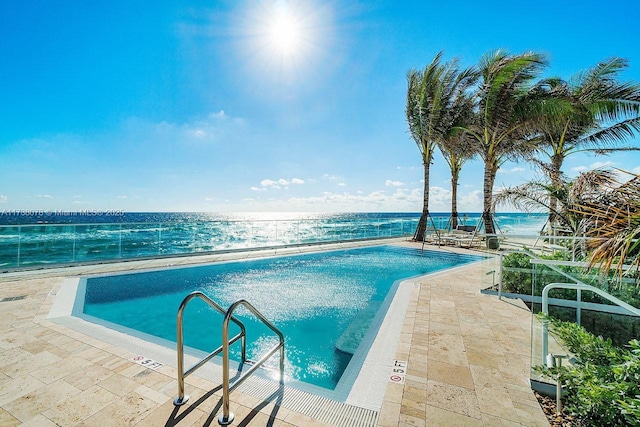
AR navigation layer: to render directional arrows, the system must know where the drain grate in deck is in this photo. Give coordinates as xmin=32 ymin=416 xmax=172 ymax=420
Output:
xmin=236 ymin=376 xmax=379 ymax=427
xmin=1 ymin=295 xmax=27 ymax=302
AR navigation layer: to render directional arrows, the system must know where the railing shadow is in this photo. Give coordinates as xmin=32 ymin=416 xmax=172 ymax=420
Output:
xmin=202 ymin=383 xmax=286 ymax=427
xmin=164 ymin=364 xmax=245 ymax=426
xmin=164 ymin=385 xmax=222 ymax=427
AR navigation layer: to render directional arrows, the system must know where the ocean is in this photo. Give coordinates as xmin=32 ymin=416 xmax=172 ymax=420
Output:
xmin=0 ymin=211 xmax=546 ymax=269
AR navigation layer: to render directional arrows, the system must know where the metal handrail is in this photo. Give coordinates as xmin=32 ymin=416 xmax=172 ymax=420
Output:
xmin=219 ymin=299 xmax=285 ymax=426
xmin=173 ymin=292 xmax=246 ymax=406
xmin=541 ymin=282 xmax=640 ymax=362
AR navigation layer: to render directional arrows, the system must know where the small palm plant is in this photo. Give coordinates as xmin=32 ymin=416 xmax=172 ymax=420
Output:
xmin=494 ymin=169 xmax=619 ymax=233
xmin=572 ymin=170 xmax=640 ymax=284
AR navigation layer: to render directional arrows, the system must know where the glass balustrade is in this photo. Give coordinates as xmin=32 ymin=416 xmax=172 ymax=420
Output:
xmin=0 ymin=217 xmax=423 ymax=269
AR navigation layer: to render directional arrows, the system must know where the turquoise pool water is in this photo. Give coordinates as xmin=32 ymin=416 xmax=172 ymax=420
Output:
xmin=81 ymin=246 xmax=484 ymax=390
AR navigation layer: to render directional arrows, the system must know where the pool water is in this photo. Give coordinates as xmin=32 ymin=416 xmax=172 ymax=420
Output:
xmin=81 ymin=246 xmax=483 ymax=390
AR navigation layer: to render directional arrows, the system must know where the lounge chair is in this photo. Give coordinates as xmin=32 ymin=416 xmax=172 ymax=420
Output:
xmin=442 ymin=226 xmax=482 ymax=248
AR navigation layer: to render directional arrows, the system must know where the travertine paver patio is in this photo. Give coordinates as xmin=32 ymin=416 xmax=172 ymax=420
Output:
xmin=0 ymin=241 xmax=549 ymax=426
xmin=378 ymin=245 xmax=549 ymax=426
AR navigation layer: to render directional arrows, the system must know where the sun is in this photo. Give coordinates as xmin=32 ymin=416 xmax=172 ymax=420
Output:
xmin=268 ymin=4 xmax=301 ymax=55
xmin=236 ymin=0 xmax=333 ymax=86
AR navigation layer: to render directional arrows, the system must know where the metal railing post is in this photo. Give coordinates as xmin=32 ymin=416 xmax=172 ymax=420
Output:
xmin=498 ymin=251 xmax=504 ymax=300
xmin=219 ymin=299 xmax=285 ymax=426
xmin=72 ymin=225 xmax=77 ymax=261
xmin=576 ymin=289 xmax=581 ymax=325
xmin=220 ymin=311 xmax=234 ymax=425
xmin=17 ymin=226 xmax=21 ymax=266
xmin=174 ymin=299 xmax=189 ymax=405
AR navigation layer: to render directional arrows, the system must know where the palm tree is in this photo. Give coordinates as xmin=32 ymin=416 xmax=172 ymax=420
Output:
xmin=533 ymin=58 xmax=640 ymax=230
xmin=436 ymin=91 xmax=477 ymax=229
xmin=406 ymin=52 xmax=476 ymax=241
xmin=461 ymin=50 xmax=548 ymax=243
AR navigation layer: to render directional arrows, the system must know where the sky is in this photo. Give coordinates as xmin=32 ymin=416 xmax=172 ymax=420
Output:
xmin=1 ymin=0 xmax=639 ymax=213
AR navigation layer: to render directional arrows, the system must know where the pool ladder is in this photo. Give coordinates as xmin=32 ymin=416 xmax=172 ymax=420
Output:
xmin=173 ymin=291 xmax=285 ymax=425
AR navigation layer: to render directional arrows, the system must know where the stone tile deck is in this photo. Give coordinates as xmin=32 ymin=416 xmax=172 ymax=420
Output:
xmin=0 ymin=241 xmax=549 ymax=426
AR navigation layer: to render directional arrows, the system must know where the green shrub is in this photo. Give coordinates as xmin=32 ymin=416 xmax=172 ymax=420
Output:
xmin=536 ymin=315 xmax=640 ymax=426
xmin=501 ymin=252 xmax=534 ymax=294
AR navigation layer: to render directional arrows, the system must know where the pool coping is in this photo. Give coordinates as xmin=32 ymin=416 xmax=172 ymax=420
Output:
xmin=46 ymin=242 xmax=488 ymax=415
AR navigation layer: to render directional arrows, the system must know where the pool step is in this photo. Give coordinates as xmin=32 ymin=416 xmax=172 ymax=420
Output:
xmin=335 ymin=306 xmax=378 ymax=354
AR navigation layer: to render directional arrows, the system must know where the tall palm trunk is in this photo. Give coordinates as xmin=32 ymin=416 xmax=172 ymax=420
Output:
xmin=548 ymin=153 xmax=563 ymax=232
xmin=414 ymin=154 xmax=431 ymax=241
xmin=482 ymin=161 xmax=497 ymax=236
xmin=450 ymin=165 xmax=460 ymax=229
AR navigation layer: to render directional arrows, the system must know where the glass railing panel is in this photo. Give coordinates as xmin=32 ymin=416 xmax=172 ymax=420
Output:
xmin=158 ymin=221 xmax=202 ymax=255
xmin=0 ymin=226 xmax=20 ymax=268
xmin=249 ymin=220 xmax=279 ymax=247
xmin=73 ymin=224 xmax=123 ymax=261
xmin=119 ymin=223 xmax=163 ymax=258
xmin=272 ymin=220 xmax=303 ymax=246
xmin=16 ymin=225 xmax=77 ymax=266
xmin=295 ymin=219 xmax=321 ymax=244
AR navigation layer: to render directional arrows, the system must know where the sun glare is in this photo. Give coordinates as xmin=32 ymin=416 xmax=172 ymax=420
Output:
xmin=269 ymin=9 xmax=300 ymax=54
xmin=236 ymin=0 xmax=334 ymax=88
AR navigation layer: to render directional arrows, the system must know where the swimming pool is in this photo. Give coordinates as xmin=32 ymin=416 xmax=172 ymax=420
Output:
xmin=78 ymin=245 xmax=484 ymax=392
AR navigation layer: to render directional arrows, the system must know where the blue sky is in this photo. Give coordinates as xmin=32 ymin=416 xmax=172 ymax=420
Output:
xmin=1 ymin=0 xmax=639 ymax=213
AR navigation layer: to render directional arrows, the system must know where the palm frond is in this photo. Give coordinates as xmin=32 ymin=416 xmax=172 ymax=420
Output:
xmin=570 ymin=170 xmax=640 ymax=281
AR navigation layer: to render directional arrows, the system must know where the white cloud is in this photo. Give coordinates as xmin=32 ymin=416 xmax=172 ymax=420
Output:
xmin=571 ymin=165 xmax=589 ymax=173
xmin=117 ymin=195 xmax=128 ymax=199
xmin=337 ymin=183 xmax=346 ymax=187
xmin=265 ymin=188 xmax=424 ymax=212
xmin=386 ymin=180 xmax=404 ymax=187
xmin=259 ymin=178 xmax=304 ymax=189
xmin=498 ymin=166 xmax=526 ymax=174
xmin=209 ymin=110 xmax=227 ymax=120
xmin=251 ymin=186 xmax=267 ymax=192
xmin=323 ymin=174 xmax=342 ymax=180
xmin=633 ymin=165 xmax=640 ymax=174
xmin=34 ymin=194 xmax=53 ymax=199
xmin=591 ymin=161 xmax=613 ymax=169
xmin=129 ymin=110 xmax=244 ymax=147
xmin=458 ymin=190 xmax=483 ymax=211
xmin=0 ymin=195 xmax=7 ymax=203
xmin=572 ymin=161 xmax=614 ymax=173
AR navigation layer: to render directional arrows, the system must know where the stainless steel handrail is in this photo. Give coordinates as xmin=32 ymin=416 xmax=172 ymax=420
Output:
xmin=173 ymin=292 xmax=246 ymax=406
xmin=541 ymin=282 xmax=640 ymax=363
xmin=219 ymin=299 xmax=285 ymax=426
